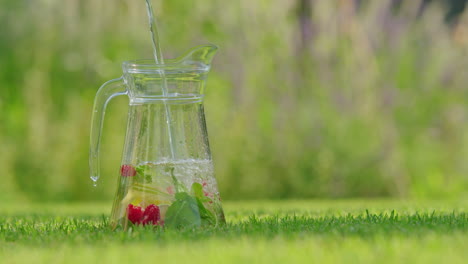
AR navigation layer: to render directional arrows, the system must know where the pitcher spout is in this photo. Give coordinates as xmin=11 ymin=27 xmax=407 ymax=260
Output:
xmin=177 ymin=44 xmax=218 ymax=68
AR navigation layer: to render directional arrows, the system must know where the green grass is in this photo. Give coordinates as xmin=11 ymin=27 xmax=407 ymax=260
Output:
xmin=1 ymin=200 xmax=467 ymax=263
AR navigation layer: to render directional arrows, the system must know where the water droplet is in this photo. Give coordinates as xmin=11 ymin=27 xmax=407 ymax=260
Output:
xmin=91 ymin=176 xmax=99 ymax=187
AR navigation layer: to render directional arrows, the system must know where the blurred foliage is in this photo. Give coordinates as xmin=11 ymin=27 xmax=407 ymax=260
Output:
xmin=0 ymin=0 xmax=468 ymax=201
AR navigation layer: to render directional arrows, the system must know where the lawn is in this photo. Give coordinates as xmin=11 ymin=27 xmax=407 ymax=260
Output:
xmin=1 ymin=200 xmax=467 ymax=263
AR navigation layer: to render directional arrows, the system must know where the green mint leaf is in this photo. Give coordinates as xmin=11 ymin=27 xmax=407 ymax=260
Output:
xmin=192 ymin=182 xmax=204 ymax=198
xmin=165 ymin=192 xmax=201 ymax=229
xmin=196 ymin=197 xmax=216 ymax=226
xmin=192 ymin=182 xmax=212 ymax=203
xmin=168 ymin=167 xmax=187 ymax=193
xmin=191 ymin=183 xmax=216 ymax=226
xmin=134 ymin=164 xmax=153 ymax=184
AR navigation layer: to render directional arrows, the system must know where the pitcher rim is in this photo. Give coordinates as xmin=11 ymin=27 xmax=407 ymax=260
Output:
xmin=122 ymin=44 xmax=218 ymax=73
xmin=122 ymin=59 xmax=211 ymax=72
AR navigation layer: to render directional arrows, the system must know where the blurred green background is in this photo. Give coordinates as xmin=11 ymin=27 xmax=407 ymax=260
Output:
xmin=0 ymin=0 xmax=467 ymax=202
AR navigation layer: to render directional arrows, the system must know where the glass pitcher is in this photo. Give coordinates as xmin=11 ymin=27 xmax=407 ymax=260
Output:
xmin=89 ymin=45 xmax=225 ymax=229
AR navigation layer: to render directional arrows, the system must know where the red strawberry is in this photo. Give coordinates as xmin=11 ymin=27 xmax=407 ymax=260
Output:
xmin=120 ymin=165 xmax=137 ymax=177
xmin=141 ymin=204 xmax=161 ymax=225
xmin=127 ymin=204 xmax=144 ymax=224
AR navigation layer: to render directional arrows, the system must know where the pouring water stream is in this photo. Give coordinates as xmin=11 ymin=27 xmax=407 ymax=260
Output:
xmin=144 ymin=0 xmax=176 ymax=160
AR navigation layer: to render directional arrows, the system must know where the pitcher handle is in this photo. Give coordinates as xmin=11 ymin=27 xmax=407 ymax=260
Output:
xmin=89 ymin=77 xmax=127 ymax=183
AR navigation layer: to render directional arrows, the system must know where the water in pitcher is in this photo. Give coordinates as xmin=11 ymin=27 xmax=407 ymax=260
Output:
xmin=111 ymin=159 xmax=224 ymax=228
xmin=110 ymin=98 xmax=225 ymax=228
